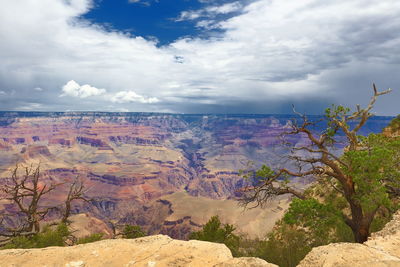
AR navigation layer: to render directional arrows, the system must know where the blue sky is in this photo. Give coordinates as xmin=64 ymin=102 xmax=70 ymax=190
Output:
xmin=84 ymin=0 xmax=205 ymax=44
xmin=0 ymin=0 xmax=399 ymax=114
xmin=83 ymin=0 xmax=247 ymax=44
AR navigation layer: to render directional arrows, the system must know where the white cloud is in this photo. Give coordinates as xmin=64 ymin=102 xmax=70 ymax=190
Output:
xmin=127 ymin=0 xmax=152 ymax=6
xmin=176 ymin=2 xmax=242 ymax=21
xmin=111 ymin=91 xmax=159 ymax=104
xmin=206 ymin=2 xmax=242 ymax=14
xmin=16 ymin=102 xmax=43 ymax=111
xmin=61 ymin=80 xmax=106 ymax=98
xmin=0 ymin=0 xmax=399 ymax=114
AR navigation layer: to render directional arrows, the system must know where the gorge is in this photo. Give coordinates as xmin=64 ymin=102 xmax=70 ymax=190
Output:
xmin=0 ymin=112 xmax=393 ymax=239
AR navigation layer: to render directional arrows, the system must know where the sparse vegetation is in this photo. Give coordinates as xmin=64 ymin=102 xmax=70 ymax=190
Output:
xmin=1 ymin=223 xmax=70 ymax=249
xmin=76 ymin=233 xmax=104 ymax=244
xmin=0 ymin=165 xmax=89 ymax=247
xmin=189 ymin=215 xmax=240 ymax=256
xmin=388 ymin=115 xmax=400 ymax=132
xmin=121 ymin=225 xmax=146 ymax=239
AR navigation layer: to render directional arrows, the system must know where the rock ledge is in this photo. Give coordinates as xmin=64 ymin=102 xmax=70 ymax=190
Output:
xmin=0 ymin=235 xmax=276 ymax=267
xmin=298 ymin=211 xmax=400 ymax=267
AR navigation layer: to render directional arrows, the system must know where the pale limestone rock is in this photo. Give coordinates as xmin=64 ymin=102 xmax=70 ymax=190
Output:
xmin=298 ymin=211 xmax=400 ymax=267
xmin=65 ymin=261 xmax=86 ymax=267
xmin=0 ymin=235 xmax=272 ymax=267
xmin=365 ymin=211 xmax=400 ymax=258
xmin=214 ymin=257 xmax=278 ymax=266
xmin=297 ymin=243 xmax=400 ymax=267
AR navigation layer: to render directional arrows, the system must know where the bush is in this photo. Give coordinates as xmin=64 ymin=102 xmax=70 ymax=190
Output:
xmin=189 ymin=215 xmax=240 ymax=256
xmin=2 ymin=223 xmax=70 ymax=249
xmin=121 ymin=225 xmax=146 ymax=239
xmin=76 ymin=233 xmax=104 ymax=244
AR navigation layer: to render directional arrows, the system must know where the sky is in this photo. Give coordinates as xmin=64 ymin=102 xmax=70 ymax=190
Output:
xmin=0 ymin=0 xmax=399 ymax=115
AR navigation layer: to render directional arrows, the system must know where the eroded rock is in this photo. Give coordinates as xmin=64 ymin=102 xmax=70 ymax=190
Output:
xmin=0 ymin=235 xmax=272 ymax=267
xmin=297 ymin=243 xmax=400 ymax=267
xmin=298 ymin=211 xmax=400 ymax=267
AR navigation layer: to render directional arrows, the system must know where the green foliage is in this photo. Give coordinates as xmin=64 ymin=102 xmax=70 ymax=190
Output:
xmin=324 ymin=105 xmax=351 ymax=139
xmin=2 ymin=223 xmax=70 ymax=249
xmin=251 ymin=133 xmax=400 ymax=265
xmin=388 ymin=115 xmax=400 ymax=132
xmin=343 ymin=134 xmax=400 ymax=213
xmin=256 ymin=222 xmax=313 ymax=267
xmin=189 ymin=215 xmax=240 ymax=256
xmin=76 ymin=233 xmax=104 ymax=244
xmin=121 ymin=225 xmax=146 ymax=239
xmin=284 ymin=198 xmax=353 ymax=244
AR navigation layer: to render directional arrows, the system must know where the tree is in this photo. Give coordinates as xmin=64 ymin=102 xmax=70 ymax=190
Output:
xmin=0 ymin=165 xmax=59 ymax=238
xmin=189 ymin=215 xmax=240 ymax=256
xmin=61 ymin=177 xmax=90 ymax=224
xmin=0 ymin=165 xmax=90 ymax=245
xmin=241 ymin=85 xmax=399 ymax=243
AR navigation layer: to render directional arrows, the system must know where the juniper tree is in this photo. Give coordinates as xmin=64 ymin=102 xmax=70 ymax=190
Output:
xmin=241 ymin=85 xmax=399 ymax=243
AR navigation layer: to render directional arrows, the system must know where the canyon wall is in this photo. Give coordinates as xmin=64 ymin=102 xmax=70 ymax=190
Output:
xmin=0 ymin=112 xmax=392 ymax=238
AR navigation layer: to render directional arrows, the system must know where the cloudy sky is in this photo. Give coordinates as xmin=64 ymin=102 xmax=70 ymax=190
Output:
xmin=0 ymin=0 xmax=399 ymax=114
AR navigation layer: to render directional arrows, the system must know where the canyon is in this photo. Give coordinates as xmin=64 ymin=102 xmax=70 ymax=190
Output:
xmin=0 ymin=112 xmax=393 ymax=239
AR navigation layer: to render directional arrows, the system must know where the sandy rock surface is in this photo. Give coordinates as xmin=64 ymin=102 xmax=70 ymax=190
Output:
xmin=297 ymin=242 xmax=400 ymax=267
xmin=0 ymin=235 xmax=271 ymax=267
xmin=299 ymin=211 xmax=400 ymax=267
xmin=214 ymin=257 xmax=278 ymax=267
xmin=365 ymin=211 xmax=400 ymax=258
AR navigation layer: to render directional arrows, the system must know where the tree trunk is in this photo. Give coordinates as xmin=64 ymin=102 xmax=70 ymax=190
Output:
xmin=343 ymin=183 xmax=371 ymax=243
xmin=352 ymin=223 xmax=370 ymax=243
xmin=62 ymin=201 xmax=71 ymax=224
xmin=346 ymin=201 xmax=373 ymax=243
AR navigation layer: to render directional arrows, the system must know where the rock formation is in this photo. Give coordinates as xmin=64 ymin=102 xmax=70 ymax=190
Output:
xmin=0 ymin=235 xmax=277 ymax=267
xmin=298 ymin=211 xmax=400 ymax=267
xmin=0 ymin=112 xmax=393 ymax=239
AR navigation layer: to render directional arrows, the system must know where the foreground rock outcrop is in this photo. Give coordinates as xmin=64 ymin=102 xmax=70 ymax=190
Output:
xmin=1 ymin=211 xmax=400 ymax=266
xmin=298 ymin=211 xmax=400 ymax=267
xmin=0 ymin=235 xmax=276 ymax=267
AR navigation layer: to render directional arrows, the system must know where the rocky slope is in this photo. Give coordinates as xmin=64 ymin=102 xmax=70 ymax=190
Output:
xmin=0 ymin=235 xmax=276 ymax=267
xmin=0 ymin=112 xmax=393 ymax=239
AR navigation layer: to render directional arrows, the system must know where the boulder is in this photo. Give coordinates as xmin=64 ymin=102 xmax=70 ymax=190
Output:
xmin=298 ymin=211 xmax=400 ymax=267
xmin=365 ymin=211 xmax=400 ymax=258
xmin=0 ymin=235 xmax=273 ymax=267
xmin=297 ymin=243 xmax=400 ymax=267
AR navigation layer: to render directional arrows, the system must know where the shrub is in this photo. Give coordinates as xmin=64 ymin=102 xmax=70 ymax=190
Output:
xmin=2 ymin=223 xmax=70 ymax=249
xmin=121 ymin=225 xmax=146 ymax=239
xmin=189 ymin=215 xmax=240 ymax=256
xmin=76 ymin=233 xmax=104 ymax=244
